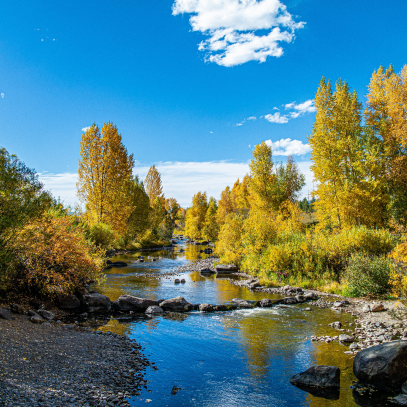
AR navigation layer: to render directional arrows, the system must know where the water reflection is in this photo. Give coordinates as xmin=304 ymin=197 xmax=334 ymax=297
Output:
xmin=95 ymin=242 xmax=387 ymax=407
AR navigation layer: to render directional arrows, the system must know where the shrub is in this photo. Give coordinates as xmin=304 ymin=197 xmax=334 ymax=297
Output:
xmin=344 ymin=253 xmax=392 ymax=297
xmin=10 ymin=211 xmax=105 ymax=297
xmin=88 ymin=222 xmax=115 ymax=249
xmin=389 ymin=241 xmax=407 ymax=299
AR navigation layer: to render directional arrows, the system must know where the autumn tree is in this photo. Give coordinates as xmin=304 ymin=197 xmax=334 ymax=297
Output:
xmin=127 ymin=176 xmax=151 ymax=239
xmin=185 ymin=192 xmax=208 ymax=240
xmin=144 ymin=165 xmax=163 ymax=203
xmin=77 ymin=123 xmax=134 ymax=236
xmin=203 ymin=197 xmax=219 ymax=241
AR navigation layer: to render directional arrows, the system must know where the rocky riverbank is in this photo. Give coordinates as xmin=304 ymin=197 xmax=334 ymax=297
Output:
xmin=0 ymin=314 xmax=150 ymax=407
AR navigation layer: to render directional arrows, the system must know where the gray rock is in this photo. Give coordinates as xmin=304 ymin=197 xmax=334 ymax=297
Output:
xmin=353 ymin=340 xmax=407 ymax=391
xmin=339 ymin=334 xmax=354 ymax=343
xmin=11 ymin=304 xmax=23 ymax=314
xmin=28 ymin=310 xmax=40 ymax=317
xmin=145 ymin=306 xmax=164 ymax=314
xmin=159 ymin=297 xmax=193 ymax=312
xmin=180 ymin=279 xmax=186 ymax=283
xmin=199 ymin=304 xmax=214 ymax=312
xmin=232 ymin=298 xmax=254 ymax=308
xmin=38 ymin=309 xmax=55 ymax=321
xmin=82 ymin=293 xmax=111 ymax=313
xmin=290 ymin=365 xmax=340 ymax=389
xmin=330 ymin=321 xmax=342 ymax=329
xmin=295 ymin=295 xmax=306 ymax=303
xmin=402 ymin=381 xmax=407 ymax=394
xmin=349 ymin=343 xmax=359 ymax=350
xmin=394 ymin=395 xmax=407 ymax=405
xmin=249 ymin=282 xmax=260 ymax=289
xmin=113 ymin=295 xmax=157 ymax=312
xmin=280 ymin=297 xmax=298 ymax=305
xmin=215 ymin=264 xmax=239 ymax=274
xmin=58 ymin=294 xmax=81 ymax=309
xmin=174 ymin=279 xmax=181 ymax=284
xmin=362 ymin=305 xmax=371 ymax=313
xmin=30 ymin=315 xmax=44 ymax=324
xmin=200 ymin=268 xmax=215 ymax=275
xmin=259 ymin=299 xmax=275 ymax=308
xmin=0 ymin=308 xmax=13 ymax=321
xmin=304 ymin=292 xmax=318 ymax=300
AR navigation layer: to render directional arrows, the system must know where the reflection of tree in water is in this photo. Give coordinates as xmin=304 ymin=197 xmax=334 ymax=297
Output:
xmin=97 ymin=319 xmax=132 ymax=336
xmin=184 ymin=244 xmax=211 ymax=261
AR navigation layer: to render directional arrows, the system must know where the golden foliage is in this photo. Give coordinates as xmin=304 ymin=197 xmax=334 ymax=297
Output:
xmin=11 ymin=210 xmax=104 ymax=297
xmin=185 ymin=192 xmax=208 ymax=240
xmin=77 ymin=123 xmax=134 ymax=236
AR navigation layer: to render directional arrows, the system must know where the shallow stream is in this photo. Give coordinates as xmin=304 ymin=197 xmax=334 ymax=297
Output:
xmin=95 ymin=241 xmax=378 ymax=407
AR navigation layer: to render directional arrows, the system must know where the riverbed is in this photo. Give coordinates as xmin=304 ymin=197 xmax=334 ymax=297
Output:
xmin=95 ymin=241 xmax=379 ymax=407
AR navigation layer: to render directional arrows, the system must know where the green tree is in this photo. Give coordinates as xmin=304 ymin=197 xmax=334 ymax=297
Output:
xmin=127 ymin=176 xmax=151 ymax=239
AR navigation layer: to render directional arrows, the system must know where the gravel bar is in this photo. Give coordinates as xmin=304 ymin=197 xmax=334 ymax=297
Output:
xmin=0 ymin=315 xmax=149 ymax=407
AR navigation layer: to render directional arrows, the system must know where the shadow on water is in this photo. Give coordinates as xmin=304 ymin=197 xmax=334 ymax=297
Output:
xmin=95 ymin=242 xmax=388 ymax=407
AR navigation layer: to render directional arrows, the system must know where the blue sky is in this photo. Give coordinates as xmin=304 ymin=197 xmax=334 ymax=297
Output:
xmin=1 ymin=0 xmax=406 ymax=207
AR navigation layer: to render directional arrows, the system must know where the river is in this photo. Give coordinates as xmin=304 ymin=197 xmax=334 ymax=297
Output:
xmin=95 ymin=240 xmax=375 ymax=407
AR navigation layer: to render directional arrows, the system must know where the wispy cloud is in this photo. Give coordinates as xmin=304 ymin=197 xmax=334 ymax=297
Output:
xmin=285 ymin=99 xmax=316 ymax=118
xmin=1 ymin=93 xmax=4 ymax=99
xmin=172 ymin=0 xmax=305 ymax=67
xmin=236 ymin=116 xmax=257 ymax=126
xmin=82 ymin=126 xmax=91 ymax=133
xmin=264 ymin=112 xmax=289 ymax=124
xmin=265 ymin=138 xmax=311 ymax=156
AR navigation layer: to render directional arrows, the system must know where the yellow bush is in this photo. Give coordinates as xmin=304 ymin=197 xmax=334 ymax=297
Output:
xmin=389 ymin=241 xmax=407 ymax=298
xmin=216 ymin=215 xmax=244 ymax=266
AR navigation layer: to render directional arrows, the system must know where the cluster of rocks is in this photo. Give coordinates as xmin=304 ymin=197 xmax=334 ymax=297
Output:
xmin=177 ymin=258 xmax=219 ymax=274
xmin=0 ymin=315 xmax=150 ymax=407
xmin=290 ymin=340 xmax=407 ymax=404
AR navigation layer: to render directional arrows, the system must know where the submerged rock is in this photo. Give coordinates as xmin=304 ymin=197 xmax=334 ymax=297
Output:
xmin=353 ymin=341 xmax=407 ymax=391
xmin=145 ymin=306 xmax=164 ymax=314
xmin=159 ymin=297 xmax=193 ymax=312
xmin=290 ymin=365 xmax=340 ymax=389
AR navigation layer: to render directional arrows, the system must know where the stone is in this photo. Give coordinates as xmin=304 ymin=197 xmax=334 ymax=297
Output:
xmin=38 ymin=309 xmax=55 ymax=321
xmin=28 ymin=310 xmax=40 ymax=317
xmin=11 ymin=304 xmax=23 ymax=314
xmin=199 ymin=304 xmax=214 ymax=312
xmin=330 ymin=321 xmax=342 ymax=329
xmin=371 ymin=303 xmax=384 ymax=312
xmin=113 ymin=295 xmax=157 ymax=312
xmin=30 ymin=315 xmax=43 ymax=324
xmin=159 ymin=297 xmax=193 ymax=312
xmin=232 ymin=298 xmax=254 ymax=308
xmin=353 ymin=340 xmax=407 ymax=391
xmin=181 ymin=279 xmax=186 ymax=283
xmin=213 ymin=305 xmax=228 ymax=311
xmin=259 ymin=299 xmax=275 ymax=308
xmin=174 ymin=279 xmax=181 ymax=284
xmin=339 ymin=334 xmax=354 ymax=343
xmin=333 ymin=301 xmax=346 ymax=308
xmin=295 ymin=295 xmax=306 ymax=303
xmin=394 ymin=395 xmax=407 ymax=405
xmin=289 ymin=365 xmax=340 ymax=389
xmin=402 ymin=381 xmax=407 ymax=394
xmin=0 ymin=308 xmax=13 ymax=321
xmin=249 ymin=282 xmax=260 ymax=289
xmin=215 ymin=264 xmax=239 ymax=274
xmin=145 ymin=306 xmax=164 ymax=314
xmin=349 ymin=343 xmax=359 ymax=350
xmin=362 ymin=305 xmax=371 ymax=313
xmin=58 ymin=294 xmax=80 ymax=309
xmin=82 ymin=293 xmax=111 ymax=313
xmin=304 ymin=292 xmax=318 ymax=300
xmin=279 ymin=297 xmax=298 ymax=305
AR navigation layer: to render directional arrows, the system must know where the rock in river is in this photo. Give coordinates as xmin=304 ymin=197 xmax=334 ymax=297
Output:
xmin=259 ymin=299 xmax=275 ymax=308
xmin=199 ymin=304 xmax=214 ymax=312
xmin=339 ymin=334 xmax=354 ymax=343
xmin=290 ymin=365 xmax=340 ymax=389
xmin=215 ymin=264 xmax=239 ymax=274
xmin=353 ymin=341 xmax=407 ymax=391
xmin=113 ymin=295 xmax=158 ymax=312
xmin=159 ymin=297 xmax=193 ymax=312
xmin=145 ymin=306 xmax=164 ymax=314
xmin=232 ymin=298 xmax=254 ymax=308
xmin=82 ymin=293 xmax=111 ymax=313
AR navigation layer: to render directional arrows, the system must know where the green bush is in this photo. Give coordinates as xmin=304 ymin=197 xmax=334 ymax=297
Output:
xmin=88 ymin=223 xmax=115 ymax=249
xmin=344 ymin=253 xmax=392 ymax=297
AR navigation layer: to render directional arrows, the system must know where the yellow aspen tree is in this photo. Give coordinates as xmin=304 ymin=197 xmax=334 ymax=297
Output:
xmin=77 ymin=123 xmax=134 ymax=236
xmin=184 ymin=191 xmax=208 ymax=240
xmin=217 ymin=186 xmax=236 ymax=226
xmin=127 ymin=176 xmax=151 ymax=239
xmin=203 ymin=197 xmax=219 ymax=241
xmin=144 ymin=165 xmax=163 ymax=203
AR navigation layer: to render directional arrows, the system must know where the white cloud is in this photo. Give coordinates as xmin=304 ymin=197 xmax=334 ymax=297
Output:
xmin=264 ymin=112 xmax=289 ymax=123
xmin=236 ymin=122 xmax=243 ymax=126
xmin=246 ymin=116 xmax=256 ymax=121
xmin=265 ymin=138 xmax=311 ymax=156
xmin=172 ymin=0 xmax=304 ymax=67
xmin=82 ymin=126 xmax=91 ymax=133
xmin=1 ymin=93 xmax=4 ymax=98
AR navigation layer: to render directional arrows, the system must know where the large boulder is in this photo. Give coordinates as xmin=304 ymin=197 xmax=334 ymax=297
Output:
xmin=38 ymin=309 xmax=55 ymax=321
xmin=82 ymin=293 xmax=111 ymax=313
xmin=114 ymin=295 xmax=158 ymax=312
xmin=290 ymin=365 xmax=340 ymax=389
xmin=159 ymin=297 xmax=193 ymax=312
xmin=354 ymin=341 xmax=407 ymax=391
xmin=58 ymin=294 xmax=80 ymax=309
xmin=0 ymin=308 xmax=13 ymax=321
xmin=215 ymin=264 xmax=239 ymax=274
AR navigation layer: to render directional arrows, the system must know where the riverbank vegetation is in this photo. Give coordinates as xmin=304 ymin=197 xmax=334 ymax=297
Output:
xmin=0 ymin=123 xmax=184 ymax=299
xmin=185 ymin=65 xmax=407 ymax=299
